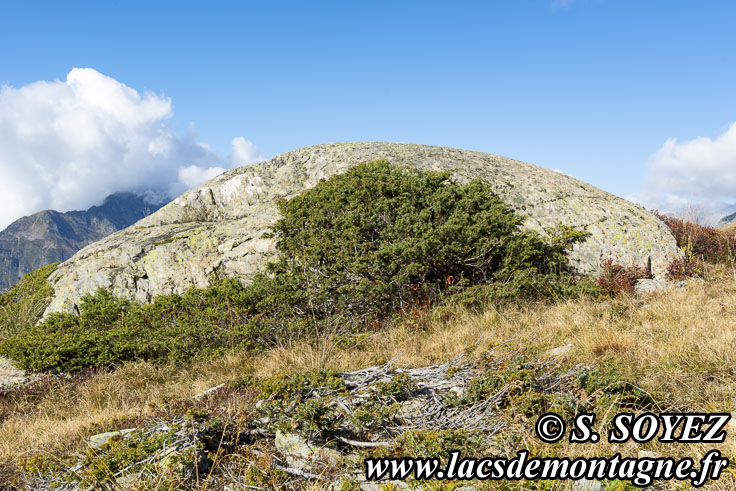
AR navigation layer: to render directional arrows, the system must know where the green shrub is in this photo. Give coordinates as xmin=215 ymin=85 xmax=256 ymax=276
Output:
xmin=261 ymin=161 xmax=577 ymax=322
xmin=251 ymin=369 xmax=347 ymax=401
xmin=1 ymin=162 xmax=591 ymax=372
xmin=389 ymin=430 xmax=489 ymax=460
xmin=0 ymin=263 xmax=57 ymax=340
xmin=445 ymin=352 xmax=654 ymax=424
xmin=372 ymin=373 xmax=418 ymax=402
xmin=1 ymin=279 xmax=264 ymax=371
xmin=447 ymin=269 xmax=601 ymax=310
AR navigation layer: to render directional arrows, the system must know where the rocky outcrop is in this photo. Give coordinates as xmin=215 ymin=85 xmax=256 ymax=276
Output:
xmin=0 ymin=357 xmax=36 ymax=391
xmin=0 ymin=192 xmax=164 ymax=291
xmin=43 ymin=142 xmax=682 ymax=315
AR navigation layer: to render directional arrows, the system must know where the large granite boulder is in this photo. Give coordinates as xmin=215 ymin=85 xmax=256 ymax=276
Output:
xmin=43 ymin=142 xmax=682 ymax=315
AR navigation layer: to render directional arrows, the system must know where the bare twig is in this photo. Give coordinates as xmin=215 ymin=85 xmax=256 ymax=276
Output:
xmin=333 ymin=435 xmax=390 ymax=448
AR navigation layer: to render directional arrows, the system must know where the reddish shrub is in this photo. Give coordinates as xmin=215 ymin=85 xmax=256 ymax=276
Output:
xmin=652 ymin=211 xmax=736 ymax=264
xmin=597 ymin=260 xmax=652 ymax=296
xmin=666 ymin=257 xmax=705 ymax=280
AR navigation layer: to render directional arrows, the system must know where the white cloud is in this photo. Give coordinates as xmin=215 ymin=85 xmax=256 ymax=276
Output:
xmin=634 ymin=123 xmax=736 ymax=224
xmin=0 ymin=68 xmax=265 ymax=229
xmin=177 ymin=165 xmax=227 ymax=189
xmin=231 ymin=136 xmax=266 ymax=166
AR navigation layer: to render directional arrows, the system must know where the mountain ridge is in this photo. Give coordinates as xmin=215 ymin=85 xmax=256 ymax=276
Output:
xmin=0 ymin=193 xmax=165 ymax=290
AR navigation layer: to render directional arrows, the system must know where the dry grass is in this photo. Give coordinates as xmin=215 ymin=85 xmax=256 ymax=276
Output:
xmin=2 ymin=266 xmax=736 ymax=486
xmin=251 ymin=264 xmax=736 ymax=480
xmin=258 ymin=266 xmax=736 ymax=397
xmin=0 ymin=354 xmax=255 ymax=460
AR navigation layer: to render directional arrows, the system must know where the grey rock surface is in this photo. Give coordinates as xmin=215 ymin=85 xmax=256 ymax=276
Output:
xmin=0 ymin=357 xmax=36 ymax=391
xmin=547 ymin=344 xmax=574 ymax=358
xmin=88 ymin=428 xmax=136 ymax=449
xmin=573 ymin=479 xmax=606 ymax=491
xmin=44 ymin=142 xmax=682 ymax=315
xmin=634 ymin=278 xmax=686 ymax=294
xmin=275 ymin=430 xmax=342 ymax=472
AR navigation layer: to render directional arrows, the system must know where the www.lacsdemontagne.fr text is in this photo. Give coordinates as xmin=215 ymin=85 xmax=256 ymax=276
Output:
xmin=364 ymin=449 xmax=729 ymax=487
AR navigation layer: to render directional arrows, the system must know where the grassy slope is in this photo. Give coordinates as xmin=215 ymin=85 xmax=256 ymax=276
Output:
xmin=2 ymin=265 xmax=736 ymax=487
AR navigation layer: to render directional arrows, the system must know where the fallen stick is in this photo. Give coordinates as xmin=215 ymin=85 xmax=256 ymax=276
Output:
xmin=334 ymin=435 xmax=390 ymax=448
xmin=192 ymin=383 xmax=225 ymax=400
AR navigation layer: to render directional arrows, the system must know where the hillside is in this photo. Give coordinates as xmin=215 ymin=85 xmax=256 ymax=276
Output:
xmin=0 ymin=193 xmax=164 ymax=291
xmin=0 ymin=146 xmax=730 ymax=489
xmin=1 ymin=249 xmax=734 ymax=489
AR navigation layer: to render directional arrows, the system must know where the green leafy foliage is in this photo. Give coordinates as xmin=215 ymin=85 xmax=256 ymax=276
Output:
xmin=442 ymin=351 xmax=654 ymax=424
xmin=261 ymin=161 xmax=578 ymax=323
xmin=1 ymin=279 xmax=264 ymax=371
xmin=250 ymin=369 xmax=347 ymax=401
xmin=0 ymin=263 xmax=57 ymax=340
xmin=388 ymin=430 xmax=489 ymax=460
xmin=78 ymin=427 xmax=181 ymax=485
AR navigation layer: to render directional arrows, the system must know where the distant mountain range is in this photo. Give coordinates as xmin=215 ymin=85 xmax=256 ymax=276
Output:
xmin=0 ymin=193 xmax=165 ymax=291
xmin=718 ymin=211 xmax=736 ymax=228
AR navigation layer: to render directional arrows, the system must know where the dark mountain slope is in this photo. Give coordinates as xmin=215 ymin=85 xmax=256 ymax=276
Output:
xmin=0 ymin=193 xmax=165 ymax=290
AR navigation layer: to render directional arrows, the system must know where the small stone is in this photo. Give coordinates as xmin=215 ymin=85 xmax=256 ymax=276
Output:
xmin=275 ymin=430 xmax=342 ymax=471
xmin=573 ymin=479 xmax=605 ymax=491
xmin=634 ymin=278 xmax=685 ymax=294
xmin=448 ymin=386 xmax=465 ymax=396
xmin=548 ymin=344 xmax=573 ymax=357
xmin=0 ymin=357 xmax=36 ymax=391
xmin=638 ymin=450 xmax=657 ymax=458
xmin=88 ymin=428 xmax=136 ymax=449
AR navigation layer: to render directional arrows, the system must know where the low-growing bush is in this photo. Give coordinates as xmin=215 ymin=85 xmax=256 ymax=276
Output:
xmin=666 ymin=256 xmax=706 ymax=280
xmin=653 ymin=211 xmax=736 ymax=264
xmin=596 ymin=260 xmax=651 ymax=296
xmin=447 ymin=269 xmax=602 ymax=310
xmin=387 ymin=430 xmax=489 ymax=461
xmin=0 ymin=263 xmax=57 ymax=340
xmin=1 ymin=279 xmax=265 ymax=371
xmin=263 ymin=161 xmax=579 ymax=322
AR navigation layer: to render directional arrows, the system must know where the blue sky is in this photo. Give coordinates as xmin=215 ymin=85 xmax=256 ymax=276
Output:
xmin=1 ymin=0 xmax=735 ymax=226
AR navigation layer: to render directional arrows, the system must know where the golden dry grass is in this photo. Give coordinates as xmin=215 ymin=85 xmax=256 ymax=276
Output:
xmin=2 ymin=266 xmax=736 ymax=487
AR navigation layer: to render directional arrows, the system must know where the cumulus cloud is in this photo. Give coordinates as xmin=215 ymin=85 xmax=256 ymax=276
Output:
xmin=0 ymin=68 xmax=264 ymax=229
xmin=231 ymin=136 xmax=266 ymax=166
xmin=177 ymin=165 xmax=227 ymax=189
xmin=634 ymin=123 xmax=736 ymax=224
